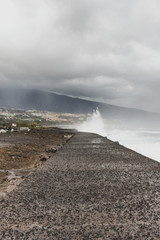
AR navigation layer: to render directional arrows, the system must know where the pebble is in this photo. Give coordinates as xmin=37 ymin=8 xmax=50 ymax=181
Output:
xmin=0 ymin=131 xmax=159 ymax=239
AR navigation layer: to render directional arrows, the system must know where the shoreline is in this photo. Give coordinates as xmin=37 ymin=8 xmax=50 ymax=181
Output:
xmin=79 ymin=129 xmax=160 ymax=163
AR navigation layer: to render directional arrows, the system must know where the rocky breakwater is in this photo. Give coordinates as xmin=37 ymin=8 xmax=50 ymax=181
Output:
xmin=0 ymin=132 xmax=159 ymax=239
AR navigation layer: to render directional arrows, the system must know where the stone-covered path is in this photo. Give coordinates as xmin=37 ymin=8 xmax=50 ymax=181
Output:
xmin=0 ymin=132 xmax=159 ymax=239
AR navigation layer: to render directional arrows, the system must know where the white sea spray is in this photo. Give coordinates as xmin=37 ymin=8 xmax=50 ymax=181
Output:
xmin=77 ymin=109 xmax=160 ymax=162
xmin=77 ymin=108 xmax=106 ymax=136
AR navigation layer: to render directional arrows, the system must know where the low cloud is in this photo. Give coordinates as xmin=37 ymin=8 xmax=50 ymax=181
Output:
xmin=0 ymin=0 xmax=160 ymax=112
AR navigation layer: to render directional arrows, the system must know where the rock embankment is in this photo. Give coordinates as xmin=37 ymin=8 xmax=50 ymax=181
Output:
xmin=0 ymin=132 xmax=159 ymax=239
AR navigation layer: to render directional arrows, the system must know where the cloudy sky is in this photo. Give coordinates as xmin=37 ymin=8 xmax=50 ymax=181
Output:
xmin=0 ymin=0 xmax=160 ymax=112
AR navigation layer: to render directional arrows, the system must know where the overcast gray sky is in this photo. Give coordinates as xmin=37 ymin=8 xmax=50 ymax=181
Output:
xmin=0 ymin=0 xmax=160 ymax=112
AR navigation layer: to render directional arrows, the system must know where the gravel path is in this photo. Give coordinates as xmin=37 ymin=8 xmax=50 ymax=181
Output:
xmin=0 ymin=132 xmax=159 ymax=239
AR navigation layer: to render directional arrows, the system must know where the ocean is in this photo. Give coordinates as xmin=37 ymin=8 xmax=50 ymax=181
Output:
xmin=77 ymin=109 xmax=160 ymax=163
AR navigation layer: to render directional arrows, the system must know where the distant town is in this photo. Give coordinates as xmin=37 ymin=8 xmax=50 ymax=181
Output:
xmin=0 ymin=107 xmax=88 ymax=130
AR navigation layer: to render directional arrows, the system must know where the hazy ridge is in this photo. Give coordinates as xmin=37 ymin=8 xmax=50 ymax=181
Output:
xmin=0 ymin=88 xmax=160 ymax=128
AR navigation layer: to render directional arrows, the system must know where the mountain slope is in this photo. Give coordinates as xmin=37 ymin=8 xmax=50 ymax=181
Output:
xmin=0 ymin=88 xmax=160 ymax=128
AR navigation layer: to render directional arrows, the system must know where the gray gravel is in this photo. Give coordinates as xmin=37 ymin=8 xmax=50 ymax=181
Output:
xmin=0 ymin=132 xmax=159 ymax=239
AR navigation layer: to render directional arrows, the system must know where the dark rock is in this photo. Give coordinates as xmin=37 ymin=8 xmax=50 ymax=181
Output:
xmin=45 ymin=148 xmax=57 ymax=153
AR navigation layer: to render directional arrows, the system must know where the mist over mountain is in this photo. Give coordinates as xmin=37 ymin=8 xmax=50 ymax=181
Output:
xmin=0 ymin=88 xmax=160 ymax=128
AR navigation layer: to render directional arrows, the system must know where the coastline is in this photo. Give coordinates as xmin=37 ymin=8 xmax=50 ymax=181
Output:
xmin=0 ymin=130 xmax=159 ymax=239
